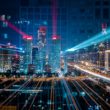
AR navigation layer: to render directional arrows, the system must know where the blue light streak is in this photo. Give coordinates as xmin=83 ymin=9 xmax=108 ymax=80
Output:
xmin=0 ymin=47 xmax=24 ymax=53
xmin=66 ymin=28 xmax=110 ymax=52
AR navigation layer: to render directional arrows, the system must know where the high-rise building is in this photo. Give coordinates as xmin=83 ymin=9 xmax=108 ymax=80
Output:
xmin=105 ymin=50 xmax=110 ymax=71
xmin=0 ymin=45 xmax=11 ymax=72
xmin=50 ymin=35 xmax=61 ymax=73
xmin=19 ymin=0 xmax=110 ymax=50
xmin=32 ymin=46 xmax=39 ymax=72
xmin=37 ymin=26 xmax=47 ymax=72
xmin=18 ymin=0 xmax=110 ymax=72
xmin=0 ymin=44 xmax=21 ymax=72
xmin=22 ymin=35 xmax=32 ymax=73
xmin=11 ymin=54 xmax=20 ymax=72
xmin=19 ymin=0 xmax=68 ymax=51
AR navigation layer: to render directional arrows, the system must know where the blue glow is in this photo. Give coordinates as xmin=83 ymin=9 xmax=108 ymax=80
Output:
xmin=66 ymin=28 xmax=110 ymax=52
xmin=0 ymin=47 xmax=24 ymax=53
xmin=22 ymin=51 xmax=25 ymax=53
xmin=19 ymin=48 xmax=23 ymax=51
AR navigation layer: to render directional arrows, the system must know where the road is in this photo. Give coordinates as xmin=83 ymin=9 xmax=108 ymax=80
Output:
xmin=0 ymin=74 xmax=110 ymax=110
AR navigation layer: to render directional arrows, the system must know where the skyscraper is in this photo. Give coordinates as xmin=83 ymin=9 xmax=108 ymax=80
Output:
xmin=37 ymin=26 xmax=47 ymax=72
xmin=22 ymin=35 xmax=32 ymax=73
xmin=32 ymin=46 xmax=38 ymax=73
xmin=50 ymin=35 xmax=61 ymax=73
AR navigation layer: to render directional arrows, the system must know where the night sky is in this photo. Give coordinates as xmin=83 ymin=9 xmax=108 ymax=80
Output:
xmin=0 ymin=0 xmax=108 ymax=50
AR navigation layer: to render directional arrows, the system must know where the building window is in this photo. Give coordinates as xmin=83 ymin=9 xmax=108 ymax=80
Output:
xmin=103 ymin=8 xmax=109 ymax=19
xmin=95 ymin=8 xmax=101 ymax=19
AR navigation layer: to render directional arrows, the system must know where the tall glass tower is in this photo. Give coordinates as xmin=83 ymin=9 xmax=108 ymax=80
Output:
xmin=50 ymin=35 xmax=61 ymax=73
xmin=22 ymin=35 xmax=32 ymax=73
xmin=37 ymin=26 xmax=47 ymax=72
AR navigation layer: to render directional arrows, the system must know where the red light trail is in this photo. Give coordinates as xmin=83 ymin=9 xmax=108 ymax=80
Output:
xmin=52 ymin=0 xmax=57 ymax=37
xmin=0 ymin=16 xmax=32 ymax=39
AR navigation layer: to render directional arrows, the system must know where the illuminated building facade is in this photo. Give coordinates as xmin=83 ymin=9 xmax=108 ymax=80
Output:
xmin=32 ymin=46 xmax=39 ymax=72
xmin=22 ymin=36 xmax=32 ymax=73
xmin=50 ymin=35 xmax=61 ymax=73
xmin=11 ymin=54 xmax=20 ymax=72
xmin=37 ymin=26 xmax=47 ymax=72
xmin=0 ymin=45 xmax=11 ymax=72
xmin=19 ymin=0 xmax=68 ymax=51
xmin=105 ymin=50 xmax=110 ymax=71
xmin=0 ymin=44 xmax=20 ymax=72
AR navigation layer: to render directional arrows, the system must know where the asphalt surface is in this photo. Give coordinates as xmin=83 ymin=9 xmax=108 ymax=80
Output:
xmin=0 ymin=75 xmax=110 ymax=110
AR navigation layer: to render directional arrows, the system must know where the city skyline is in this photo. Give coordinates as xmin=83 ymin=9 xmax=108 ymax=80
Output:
xmin=1 ymin=0 xmax=110 ymax=50
xmin=0 ymin=0 xmax=110 ymax=110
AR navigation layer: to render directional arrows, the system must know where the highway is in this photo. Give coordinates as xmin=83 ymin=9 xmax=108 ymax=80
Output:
xmin=0 ymin=74 xmax=110 ymax=110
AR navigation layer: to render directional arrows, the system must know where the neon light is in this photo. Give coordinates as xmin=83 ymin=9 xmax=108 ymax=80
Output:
xmin=66 ymin=28 xmax=110 ymax=52
xmin=39 ymin=26 xmax=46 ymax=33
xmin=52 ymin=36 xmax=57 ymax=40
xmin=74 ymin=65 xmax=110 ymax=81
xmin=27 ymin=37 xmax=32 ymax=40
xmin=23 ymin=35 xmax=33 ymax=40
xmin=0 ymin=47 xmax=24 ymax=53
xmin=52 ymin=0 xmax=57 ymax=35
xmin=0 ymin=44 xmax=24 ymax=51
xmin=52 ymin=35 xmax=59 ymax=40
xmin=0 ymin=16 xmax=30 ymax=39
xmin=19 ymin=48 xmax=23 ymax=51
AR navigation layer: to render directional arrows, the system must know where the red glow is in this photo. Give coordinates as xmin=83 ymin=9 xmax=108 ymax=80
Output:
xmin=23 ymin=35 xmax=33 ymax=40
xmin=52 ymin=35 xmax=60 ymax=40
xmin=0 ymin=16 xmax=31 ymax=39
xmin=15 ymin=54 xmax=19 ymax=58
xmin=39 ymin=26 xmax=47 ymax=33
xmin=102 ymin=23 xmax=107 ymax=29
xmin=52 ymin=0 xmax=57 ymax=35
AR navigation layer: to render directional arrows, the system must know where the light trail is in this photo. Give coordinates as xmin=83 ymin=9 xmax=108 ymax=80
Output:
xmin=0 ymin=43 xmax=23 ymax=50
xmin=81 ymin=80 xmax=110 ymax=107
xmin=0 ymin=80 xmax=18 ymax=94
xmin=68 ymin=81 xmax=82 ymax=110
xmin=61 ymin=80 xmax=72 ymax=110
xmin=88 ymin=78 xmax=107 ymax=92
xmin=52 ymin=79 xmax=55 ymax=110
xmin=50 ymin=79 xmax=53 ymax=110
xmin=50 ymin=79 xmax=55 ymax=110
xmin=28 ymin=79 xmax=44 ymax=110
xmin=0 ymin=79 xmax=8 ymax=85
xmin=0 ymin=16 xmax=32 ymax=47
xmin=0 ymin=75 xmax=34 ymax=107
xmin=77 ymin=80 xmax=109 ymax=110
xmin=61 ymin=79 xmax=79 ymax=110
xmin=74 ymin=65 xmax=110 ymax=82
xmin=0 ymin=47 xmax=24 ymax=53
xmin=57 ymin=81 xmax=62 ymax=109
xmin=0 ymin=89 xmax=42 ymax=93
xmin=66 ymin=28 xmax=110 ymax=52
xmin=74 ymin=80 xmax=102 ymax=110
xmin=52 ymin=0 xmax=57 ymax=35
xmin=0 ymin=16 xmax=27 ymax=36
xmin=70 ymin=80 xmax=90 ymax=107
xmin=57 ymin=70 xmax=80 ymax=109
xmin=21 ymin=79 xmax=41 ymax=110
